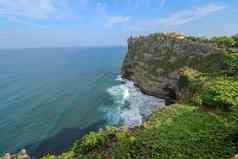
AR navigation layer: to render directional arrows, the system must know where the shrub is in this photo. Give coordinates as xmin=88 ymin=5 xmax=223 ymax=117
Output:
xmin=112 ymin=105 xmax=238 ymax=159
xmin=224 ymin=53 xmax=238 ymax=77
xmin=80 ymin=155 xmax=102 ymax=159
xmin=58 ymin=151 xmax=75 ymax=159
xmin=199 ymin=79 xmax=238 ymax=110
xmin=177 ymin=67 xmax=207 ymax=102
xmin=186 ymin=36 xmax=209 ymax=43
xmin=113 ymin=128 xmax=136 ymax=159
xmin=41 ymin=150 xmax=80 ymax=159
xmin=72 ymin=126 xmax=117 ymax=154
xmin=211 ymin=36 xmax=236 ymax=48
xmin=41 ymin=154 xmax=57 ymax=159
xmin=192 ymin=95 xmax=203 ymax=106
xmin=73 ymin=132 xmax=106 ymax=154
xmin=232 ymin=34 xmax=238 ymax=44
xmin=99 ymin=126 xmax=117 ymax=139
xmin=115 ymin=128 xmax=130 ymax=142
xmin=178 ymin=67 xmax=206 ymax=90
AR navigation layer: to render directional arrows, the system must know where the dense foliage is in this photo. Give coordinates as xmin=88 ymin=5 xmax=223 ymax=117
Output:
xmin=186 ymin=34 xmax=238 ymax=48
xmin=177 ymin=67 xmax=207 ymax=103
xmin=177 ymin=51 xmax=238 ymax=109
xmin=72 ymin=126 xmax=117 ymax=155
xmin=224 ymin=53 xmax=238 ymax=77
xmin=153 ymin=33 xmax=238 ymax=49
xmin=41 ymin=105 xmax=238 ymax=159
xmin=198 ymin=79 xmax=238 ymax=110
xmin=211 ymin=36 xmax=236 ymax=48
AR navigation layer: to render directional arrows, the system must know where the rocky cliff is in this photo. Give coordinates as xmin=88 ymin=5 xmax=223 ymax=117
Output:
xmin=122 ymin=33 xmax=226 ymax=101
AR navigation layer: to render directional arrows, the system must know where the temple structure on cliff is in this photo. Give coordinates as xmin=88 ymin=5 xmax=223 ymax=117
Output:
xmin=167 ymin=32 xmax=185 ymax=40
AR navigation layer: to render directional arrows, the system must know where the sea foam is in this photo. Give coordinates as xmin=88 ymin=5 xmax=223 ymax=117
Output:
xmin=100 ymin=76 xmax=165 ymax=127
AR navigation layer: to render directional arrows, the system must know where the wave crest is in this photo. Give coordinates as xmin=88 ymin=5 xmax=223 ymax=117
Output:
xmin=100 ymin=76 xmax=165 ymax=127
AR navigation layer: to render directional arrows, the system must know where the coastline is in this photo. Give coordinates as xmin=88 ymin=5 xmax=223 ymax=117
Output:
xmin=100 ymin=75 xmax=165 ymax=128
xmin=5 ymin=75 xmax=166 ymax=159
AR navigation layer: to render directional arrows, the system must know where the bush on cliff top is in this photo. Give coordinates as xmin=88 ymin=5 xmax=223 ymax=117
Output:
xmin=211 ymin=36 xmax=237 ymax=48
xmin=186 ymin=34 xmax=238 ymax=48
xmin=224 ymin=53 xmax=238 ymax=77
xmin=198 ymin=79 xmax=238 ymax=110
xmin=178 ymin=68 xmax=238 ymax=109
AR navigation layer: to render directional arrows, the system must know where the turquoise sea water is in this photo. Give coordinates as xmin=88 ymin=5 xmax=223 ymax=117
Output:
xmin=0 ymin=47 xmax=164 ymax=157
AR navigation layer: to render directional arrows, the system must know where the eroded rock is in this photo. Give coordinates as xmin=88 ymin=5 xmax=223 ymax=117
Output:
xmin=122 ymin=33 xmax=225 ymax=100
xmin=1 ymin=150 xmax=30 ymax=159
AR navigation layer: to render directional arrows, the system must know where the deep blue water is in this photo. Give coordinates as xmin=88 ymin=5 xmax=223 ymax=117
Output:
xmin=0 ymin=47 xmax=164 ymax=158
xmin=0 ymin=47 xmax=127 ymax=155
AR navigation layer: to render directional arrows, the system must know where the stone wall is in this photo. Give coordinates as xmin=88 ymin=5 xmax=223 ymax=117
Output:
xmin=122 ymin=33 xmax=225 ymax=100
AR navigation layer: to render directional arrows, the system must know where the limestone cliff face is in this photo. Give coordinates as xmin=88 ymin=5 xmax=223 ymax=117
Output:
xmin=122 ymin=33 xmax=225 ymax=100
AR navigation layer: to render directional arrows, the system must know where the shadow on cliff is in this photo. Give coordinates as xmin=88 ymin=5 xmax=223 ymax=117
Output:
xmin=22 ymin=120 xmax=106 ymax=159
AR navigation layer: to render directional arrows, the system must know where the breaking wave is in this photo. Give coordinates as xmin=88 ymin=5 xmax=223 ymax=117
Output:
xmin=100 ymin=76 xmax=165 ymax=127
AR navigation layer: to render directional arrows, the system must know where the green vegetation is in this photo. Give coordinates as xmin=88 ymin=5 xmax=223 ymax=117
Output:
xmin=224 ymin=53 xmax=238 ymax=77
xmin=176 ymin=49 xmax=238 ymax=108
xmin=186 ymin=34 xmax=238 ymax=48
xmin=72 ymin=126 xmax=117 ymax=155
xmin=198 ymin=79 xmax=238 ymax=110
xmin=41 ymin=105 xmax=238 ymax=159
xmin=211 ymin=36 xmax=236 ymax=48
xmin=232 ymin=34 xmax=238 ymax=44
xmin=186 ymin=36 xmax=210 ymax=43
xmin=41 ymin=34 xmax=238 ymax=159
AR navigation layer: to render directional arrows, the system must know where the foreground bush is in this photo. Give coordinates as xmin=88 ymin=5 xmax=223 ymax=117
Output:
xmin=112 ymin=105 xmax=238 ymax=159
xmin=41 ymin=155 xmax=57 ymax=159
xmin=41 ymin=105 xmax=238 ymax=159
xmin=72 ymin=126 xmax=117 ymax=154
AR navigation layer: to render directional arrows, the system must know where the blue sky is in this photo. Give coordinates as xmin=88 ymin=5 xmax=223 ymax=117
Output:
xmin=0 ymin=0 xmax=237 ymax=48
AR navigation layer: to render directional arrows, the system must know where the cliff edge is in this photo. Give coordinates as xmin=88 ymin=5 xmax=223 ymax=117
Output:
xmin=122 ymin=33 xmax=226 ymax=101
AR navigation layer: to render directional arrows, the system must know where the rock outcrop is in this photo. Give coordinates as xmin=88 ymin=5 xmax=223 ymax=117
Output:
xmin=1 ymin=149 xmax=30 ymax=159
xmin=122 ymin=33 xmax=225 ymax=100
xmin=231 ymin=154 xmax=238 ymax=159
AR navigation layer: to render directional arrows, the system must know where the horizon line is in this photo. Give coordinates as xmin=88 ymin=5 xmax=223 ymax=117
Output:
xmin=0 ymin=45 xmax=128 ymax=51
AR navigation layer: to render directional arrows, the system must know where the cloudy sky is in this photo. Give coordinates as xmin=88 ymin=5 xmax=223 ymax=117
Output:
xmin=0 ymin=0 xmax=237 ymax=49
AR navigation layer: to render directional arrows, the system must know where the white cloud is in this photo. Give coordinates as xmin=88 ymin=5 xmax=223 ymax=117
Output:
xmin=107 ymin=16 xmax=131 ymax=26
xmin=94 ymin=2 xmax=131 ymax=27
xmin=159 ymin=3 xmax=226 ymax=27
xmin=0 ymin=0 xmax=69 ymax=20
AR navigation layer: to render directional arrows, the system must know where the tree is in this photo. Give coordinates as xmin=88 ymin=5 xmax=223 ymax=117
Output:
xmin=232 ymin=34 xmax=238 ymax=46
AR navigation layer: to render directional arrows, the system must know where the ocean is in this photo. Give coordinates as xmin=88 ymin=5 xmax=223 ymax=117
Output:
xmin=0 ymin=47 xmax=164 ymax=157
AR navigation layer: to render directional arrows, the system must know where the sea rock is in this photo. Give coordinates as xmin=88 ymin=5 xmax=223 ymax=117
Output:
xmin=231 ymin=154 xmax=238 ymax=159
xmin=3 ymin=153 xmax=11 ymax=159
xmin=1 ymin=150 xmax=30 ymax=159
